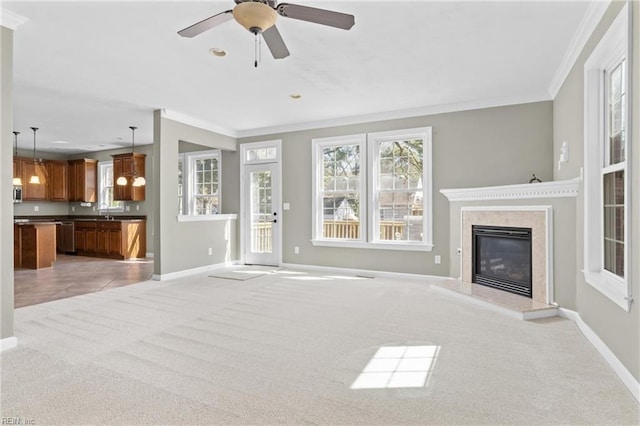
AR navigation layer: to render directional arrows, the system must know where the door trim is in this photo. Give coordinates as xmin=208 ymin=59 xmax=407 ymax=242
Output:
xmin=239 ymin=140 xmax=282 ymax=266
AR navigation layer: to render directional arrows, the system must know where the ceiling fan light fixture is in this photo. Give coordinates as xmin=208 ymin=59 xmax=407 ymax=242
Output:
xmin=233 ymin=2 xmax=277 ymax=33
xmin=209 ymin=47 xmax=227 ymax=57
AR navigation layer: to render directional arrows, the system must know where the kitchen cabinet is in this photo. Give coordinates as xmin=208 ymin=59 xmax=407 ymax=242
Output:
xmin=13 ymin=157 xmax=21 ymax=183
xmin=112 ymin=153 xmax=145 ymax=201
xmin=75 ymin=219 xmax=146 ymax=260
xmin=74 ymin=221 xmax=97 ymax=255
xmin=21 ymin=159 xmax=48 ymax=201
xmin=68 ymin=159 xmax=98 ymax=202
xmin=14 ymin=222 xmax=57 ymax=269
xmin=47 ymin=160 xmax=69 ymax=201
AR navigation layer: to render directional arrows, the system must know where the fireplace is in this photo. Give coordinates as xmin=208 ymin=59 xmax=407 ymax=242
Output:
xmin=472 ymin=225 xmax=532 ymax=298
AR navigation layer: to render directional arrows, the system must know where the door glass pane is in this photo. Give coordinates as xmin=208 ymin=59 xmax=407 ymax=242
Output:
xmin=250 ymin=171 xmax=273 ymax=253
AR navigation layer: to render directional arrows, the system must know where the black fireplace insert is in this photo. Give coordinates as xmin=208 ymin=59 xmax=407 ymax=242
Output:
xmin=472 ymin=225 xmax=532 ymax=298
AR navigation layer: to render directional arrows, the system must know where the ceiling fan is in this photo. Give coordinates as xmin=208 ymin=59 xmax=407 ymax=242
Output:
xmin=178 ymin=0 xmax=355 ymax=62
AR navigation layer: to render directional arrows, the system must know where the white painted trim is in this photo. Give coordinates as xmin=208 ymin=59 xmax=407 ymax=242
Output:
xmin=0 ymin=336 xmax=17 ymax=352
xmin=558 ymin=308 xmax=640 ymax=404
xmin=280 ymin=262 xmax=444 ymax=282
xmin=440 ymin=177 xmax=580 ymax=202
xmin=160 ymin=109 xmax=237 ymax=140
xmin=176 ymin=214 xmax=237 ymax=223
xmin=151 ymin=261 xmax=240 ymax=281
xmin=0 ymin=9 xmax=28 ymax=30
xmin=311 ymin=239 xmax=433 ymax=252
xmin=548 ymin=1 xmax=612 ymax=98
xmin=460 ymin=206 xmax=554 ymax=305
xmin=237 ymin=93 xmax=551 ymax=138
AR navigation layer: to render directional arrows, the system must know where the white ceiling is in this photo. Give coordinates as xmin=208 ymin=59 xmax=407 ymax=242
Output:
xmin=4 ymin=1 xmax=592 ymax=154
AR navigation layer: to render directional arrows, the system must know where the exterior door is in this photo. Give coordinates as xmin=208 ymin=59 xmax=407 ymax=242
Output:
xmin=243 ymin=162 xmax=280 ymax=266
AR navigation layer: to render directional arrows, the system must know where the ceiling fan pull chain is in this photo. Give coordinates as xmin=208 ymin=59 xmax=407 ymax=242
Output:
xmin=254 ymin=33 xmax=258 ymax=68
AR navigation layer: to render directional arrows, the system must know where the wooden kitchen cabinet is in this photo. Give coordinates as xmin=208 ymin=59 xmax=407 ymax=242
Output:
xmin=13 ymin=157 xmax=21 ymax=183
xmin=21 ymin=159 xmax=48 ymax=201
xmin=68 ymin=159 xmax=98 ymax=202
xmin=112 ymin=153 xmax=145 ymax=201
xmin=14 ymin=223 xmax=57 ymax=269
xmin=74 ymin=221 xmax=97 ymax=255
xmin=76 ymin=219 xmax=146 ymax=260
xmin=47 ymin=160 xmax=69 ymax=201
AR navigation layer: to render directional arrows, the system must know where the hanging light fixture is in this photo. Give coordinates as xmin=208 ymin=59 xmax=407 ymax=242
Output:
xmin=29 ymin=127 xmax=41 ymax=185
xmin=12 ymin=131 xmax=22 ymax=186
xmin=117 ymin=126 xmax=146 ymax=187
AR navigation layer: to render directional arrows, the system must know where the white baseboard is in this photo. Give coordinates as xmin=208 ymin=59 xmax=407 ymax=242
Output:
xmin=558 ymin=308 xmax=640 ymax=404
xmin=152 ymin=260 xmax=240 ymax=281
xmin=279 ymin=262 xmax=451 ymax=282
xmin=0 ymin=336 xmax=17 ymax=352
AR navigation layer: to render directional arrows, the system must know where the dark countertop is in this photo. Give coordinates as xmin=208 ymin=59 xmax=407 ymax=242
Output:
xmin=14 ymin=215 xmax=147 ymax=223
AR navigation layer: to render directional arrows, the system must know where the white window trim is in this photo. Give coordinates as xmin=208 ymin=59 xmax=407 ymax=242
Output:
xmin=368 ymin=127 xmax=433 ymax=249
xmin=179 ymin=149 xmax=221 ymax=217
xmin=312 ymin=134 xmax=367 ymax=244
xmin=97 ymin=161 xmax=124 ymax=212
xmin=311 ymin=128 xmax=433 ymax=251
xmin=583 ymin=2 xmax=632 ymax=311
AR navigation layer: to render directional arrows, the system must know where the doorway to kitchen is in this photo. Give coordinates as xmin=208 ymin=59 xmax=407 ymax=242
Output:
xmin=240 ymin=141 xmax=282 ymax=267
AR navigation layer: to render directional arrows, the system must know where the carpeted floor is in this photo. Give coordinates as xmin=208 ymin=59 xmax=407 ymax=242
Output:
xmin=1 ymin=268 xmax=638 ymax=425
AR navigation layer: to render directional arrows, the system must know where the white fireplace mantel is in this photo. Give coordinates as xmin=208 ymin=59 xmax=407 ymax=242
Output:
xmin=440 ymin=177 xmax=580 ymax=202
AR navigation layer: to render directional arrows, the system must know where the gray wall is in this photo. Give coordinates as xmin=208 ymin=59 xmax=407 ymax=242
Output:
xmin=229 ymin=101 xmax=553 ymax=275
xmin=553 ymin=1 xmax=639 ymax=381
xmin=1 ymin=26 xmax=15 ymax=341
xmin=153 ymin=111 xmax=237 ymax=277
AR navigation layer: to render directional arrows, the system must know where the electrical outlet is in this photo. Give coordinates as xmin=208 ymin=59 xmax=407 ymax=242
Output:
xmin=208 ymin=248 xmax=213 ymax=255
xmin=294 ymin=246 xmax=300 ymax=254
xmin=71 ymin=206 xmax=75 ymax=212
xmin=125 ymin=205 xmax=130 ymax=212
xmin=435 ymin=255 xmax=441 ymax=264
xmin=283 ymin=203 xmax=290 ymax=210
xmin=93 ymin=206 xmax=96 ymax=212
xmin=136 ymin=205 xmax=140 ymax=211
xmin=34 ymin=205 xmax=39 ymax=212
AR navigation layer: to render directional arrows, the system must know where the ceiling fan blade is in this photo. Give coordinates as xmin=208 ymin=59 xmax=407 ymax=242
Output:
xmin=276 ymin=3 xmax=354 ymax=30
xmin=262 ymin=25 xmax=290 ymax=59
xmin=178 ymin=10 xmax=234 ymax=38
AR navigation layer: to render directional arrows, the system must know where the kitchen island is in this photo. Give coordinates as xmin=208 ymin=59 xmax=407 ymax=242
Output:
xmin=14 ymin=222 xmax=57 ymax=269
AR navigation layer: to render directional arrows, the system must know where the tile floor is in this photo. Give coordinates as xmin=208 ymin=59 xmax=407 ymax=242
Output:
xmin=14 ymin=254 xmax=154 ymax=308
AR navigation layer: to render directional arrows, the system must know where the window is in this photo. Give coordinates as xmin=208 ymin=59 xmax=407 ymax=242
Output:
xmin=178 ymin=150 xmax=221 ymax=216
xmin=369 ymin=129 xmax=430 ymax=246
xmin=98 ymin=161 xmax=124 ymax=211
xmin=313 ymin=134 xmax=366 ymax=242
xmin=583 ymin=3 xmax=631 ymax=311
xmin=312 ymin=127 xmax=432 ymax=251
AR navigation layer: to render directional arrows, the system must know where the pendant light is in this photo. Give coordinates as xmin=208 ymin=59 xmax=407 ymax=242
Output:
xmin=12 ymin=131 xmax=22 ymax=186
xmin=117 ymin=126 xmax=145 ymax=187
xmin=29 ymin=127 xmax=41 ymax=185
xmin=130 ymin=126 xmax=145 ymax=187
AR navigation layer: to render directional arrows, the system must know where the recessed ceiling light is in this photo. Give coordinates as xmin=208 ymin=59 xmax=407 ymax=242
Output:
xmin=290 ymin=93 xmax=302 ymax=100
xmin=51 ymin=140 xmax=69 ymax=144
xmin=209 ymin=48 xmax=227 ymax=57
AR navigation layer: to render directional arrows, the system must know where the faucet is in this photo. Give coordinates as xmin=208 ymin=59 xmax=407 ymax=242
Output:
xmin=98 ymin=203 xmax=110 ymax=220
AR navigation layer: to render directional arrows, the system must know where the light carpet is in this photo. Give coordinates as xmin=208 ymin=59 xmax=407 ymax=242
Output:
xmin=1 ymin=269 xmax=638 ymax=425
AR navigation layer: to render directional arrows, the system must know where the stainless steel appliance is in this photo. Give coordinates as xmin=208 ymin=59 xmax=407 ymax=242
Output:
xmin=59 ymin=220 xmax=75 ymax=253
xmin=13 ymin=185 xmax=22 ymax=203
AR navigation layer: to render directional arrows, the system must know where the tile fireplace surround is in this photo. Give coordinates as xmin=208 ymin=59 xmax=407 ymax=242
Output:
xmin=461 ymin=206 xmax=553 ymax=304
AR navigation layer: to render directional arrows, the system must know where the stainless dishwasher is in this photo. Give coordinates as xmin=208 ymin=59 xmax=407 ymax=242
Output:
xmin=60 ymin=220 xmax=75 ymax=253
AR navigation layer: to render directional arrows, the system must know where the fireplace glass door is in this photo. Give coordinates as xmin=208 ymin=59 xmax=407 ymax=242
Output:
xmin=472 ymin=225 xmax=532 ymax=298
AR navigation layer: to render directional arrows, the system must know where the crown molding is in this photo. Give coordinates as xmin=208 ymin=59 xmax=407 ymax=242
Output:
xmin=548 ymin=0 xmax=611 ymax=98
xmin=0 ymin=9 xmax=28 ymax=30
xmin=440 ymin=177 xmax=581 ymax=202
